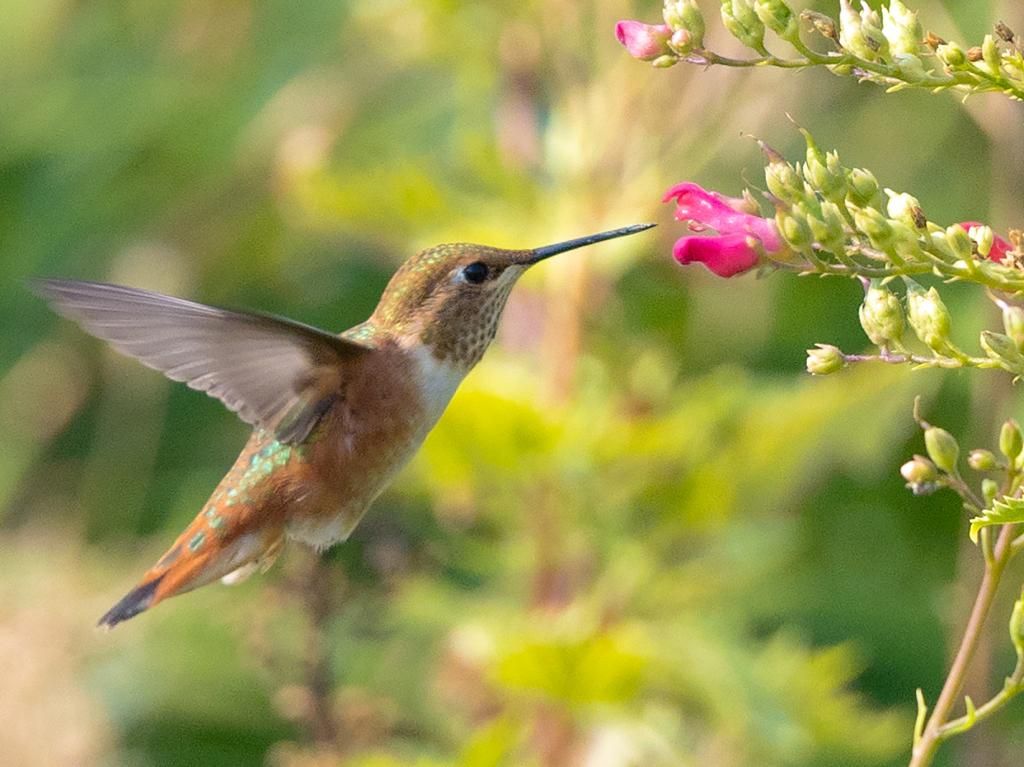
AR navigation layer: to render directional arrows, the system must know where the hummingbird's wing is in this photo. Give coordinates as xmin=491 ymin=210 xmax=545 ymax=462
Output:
xmin=32 ymin=279 xmax=371 ymax=444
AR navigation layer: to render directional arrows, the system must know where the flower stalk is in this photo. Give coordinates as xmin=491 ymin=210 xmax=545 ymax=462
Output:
xmin=616 ymin=1 xmax=1024 ymax=101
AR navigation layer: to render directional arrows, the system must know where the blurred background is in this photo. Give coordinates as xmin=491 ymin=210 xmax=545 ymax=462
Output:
xmin=2 ymin=1 xmax=1023 ymax=765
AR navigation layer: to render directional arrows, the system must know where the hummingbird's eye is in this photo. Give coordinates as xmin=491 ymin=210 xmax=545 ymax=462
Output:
xmin=461 ymin=262 xmax=489 ymax=284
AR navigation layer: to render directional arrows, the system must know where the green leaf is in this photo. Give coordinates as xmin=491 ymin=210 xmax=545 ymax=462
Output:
xmin=968 ymin=496 xmax=1024 ymax=543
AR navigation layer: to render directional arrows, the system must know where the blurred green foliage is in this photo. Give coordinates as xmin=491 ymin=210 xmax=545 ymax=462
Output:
xmin=2 ymin=1 xmax=1023 ymax=766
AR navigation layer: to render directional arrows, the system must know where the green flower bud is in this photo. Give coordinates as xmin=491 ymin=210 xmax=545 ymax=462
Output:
xmin=806 ymin=344 xmax=845 ymax=375
xmin=945 ymin=224 xmax=974 ymax=261
xmin=894 ymin=53 xmax=928 ymax=82
xmin=1002 ymin=305 xmax=1024 ymax=350
xmin=891 ymin=222 xmax=925 ymax=260
xmin=764 ymin=159 xmax=804 ymax=203
xmin=801 ymin=131 xmax=846 ymax=202
xmin=968 ymin=449 xmax=998 ymax=472
xmin=859 ymin=280 xmax=905 ymax=347
xmin=982 ymin=478 xmax=1000 ymax=506
xmin=905 ymin=280 xmax=953 ymax=354
xmin=857 ymin=2 xmax=890 ymax=60
xmin=1010 ymin=588 xmax=1024 ymax=660
xmin=982 ymin=34 xmax=1001 ymax=73
xmin=981 ymin=331 xmax=1024 ymax=374
xmin=721 ymin=0 xmax=766 ymax=50
xmin=881 ymin=0 xmax=922 ymax=57
xmin=838 ymin=0 xmax=872 ymax=59
xmin=847 ymin=167 xmax=880 ymax=206
xmin=967 ymin=224 xmax=995 ymax=258
xmin=924 ymin=426 xmax=959 ymax=474
xmin=651 ymin=54 xmax=679 ymax=68
xmin=1000 ymin=419 xmax=1023 ymax=461
xmin=927 ymin=229 xmax=957 ymax=262
xmin=936 ymin=42 xmax=966 ymax=67
xmin=777 ymin=207 xmax=813 ymax=249
xmin=901 ymin=456 xmax=937 ymax=484
xmin=664 ymin=0 xmax=706 ymax=48
xmin=885 ymin=190 xmax=926 ymax=230
xmin=853 ymin=206 xmax=894 ymax=251
xmin=806 ymin=201 xmax=847 ymax=253
xmin=754 ymin=0 xmax=797 ymax=39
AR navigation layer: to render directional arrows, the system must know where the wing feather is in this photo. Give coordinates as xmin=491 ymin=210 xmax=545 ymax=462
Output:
xmin=32 ymin=279 xmax=370 ymax=443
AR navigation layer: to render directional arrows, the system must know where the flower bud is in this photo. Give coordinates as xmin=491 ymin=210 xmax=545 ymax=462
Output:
xmin=806 ymin=344 xmax=845 ymax=375
xmin=806 ymin=201 xmax=846 ymax=253
xmin=838 ymin=0 xmax=872 ymax=58
xmin=1003 ymin=305 xmax=1024 ymax=350
xmin=615 ymin=21 xmax=674 ymax=61
xmin=667 ymin=29 xmax=693 ymax=55
xmin=924 ymin=426 xmax=959 ymax=474
xmin=891 ymin=222 xmax=925 ymax=261
xmin=982 ymin=478 xmax=1000 ymax=506
xmin=754 ymin=0 xmax=797 ymax=39
xmin=802 ymin=130 xmax=846 ymax=201
xmin=853 ymin=206 xmax=894 ymax=251
xmin=885 ymin=190 xmax=926 ymax=230
xmin=905 ymin=280 xmax=953 ymax=354
xmin=857 ymin=2 xmax=890 ymax=60
xmin=847 ymin=167 xmax=880 ymax=206
xmin=995 ymin=21 xmax=1016 ymax=44
xmin=982 ymin=34 xmax=1001 ymax=73
xmin=664 ymin=0 xmax=706 ymax=48
xmin=945 ymin=224 xmax=974 ymax=261
xmin=936 ymin=42 xmax=965 ymax=67
xmin=777 ymin=208 xmax=813 ymax=249
xmin=801 ymin=10 xmax=838 ymax=41
xmin=881 ymin=0 xmax=922 ymax=57
xmin=968 ymin=224 xmax=995 ymax=258
xmin=1010 ymin=589 xmax=1024 ymax=660
xmin=980 ymin=331 xmax=1024 ymax=375
xmin=901 ymin=456 xmax=937 ymax=484
xmin=894 ymin=53 xmax=928 ymax=82
xmin=902 ymin=455 xmax=940 ymax=494
xmin=1000 ymin=419 xmax=1023 ymax=461
xmin=859 ymin=280 xmax=905 ymax=347
xmin=968 ymin=449 xmax=998 ymax=472
xmin=764 ymin=159 xmax=804 ymax=204
xmin=721 ymin=0 xmax=766 ymax=50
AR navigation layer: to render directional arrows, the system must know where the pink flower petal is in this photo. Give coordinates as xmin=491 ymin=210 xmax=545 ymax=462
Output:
xmin=673 ymin=234 xmax=761 ymax=277
xmin=664 ymin=182 xmax=783 ymax=253
xmin=959 ymin=220 xmax=1013 ymax=263
xmin=615 ymin=20 xmax=672 ymax=61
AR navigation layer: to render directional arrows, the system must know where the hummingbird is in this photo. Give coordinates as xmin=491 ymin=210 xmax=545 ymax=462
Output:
xmin=33 ymin=223 xmax=653 ymax=628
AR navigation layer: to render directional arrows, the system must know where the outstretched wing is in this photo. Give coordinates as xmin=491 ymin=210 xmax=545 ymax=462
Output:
xmin=32 ymin=279 xmax=371 ymax=443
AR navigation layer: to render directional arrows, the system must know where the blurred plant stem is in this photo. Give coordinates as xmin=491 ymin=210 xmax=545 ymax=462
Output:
xmin=911 ymin=523 xmax=1018 ymax=767
xmin=302 ymin=553 xmax=341 ymax=750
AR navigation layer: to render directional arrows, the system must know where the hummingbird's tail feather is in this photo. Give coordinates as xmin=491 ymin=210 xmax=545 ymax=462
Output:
xmin=97 ymin=511 xmax=285 ymax=629
xmin=97 ymin=573 xmax=167 ymax=628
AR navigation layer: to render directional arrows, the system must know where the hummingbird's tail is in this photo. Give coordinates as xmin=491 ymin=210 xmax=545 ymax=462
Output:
xmin=97 ymin=509 xmax=284 ymax=629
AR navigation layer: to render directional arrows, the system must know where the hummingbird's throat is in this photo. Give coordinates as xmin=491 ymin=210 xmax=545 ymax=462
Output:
xmin=418 ymin=278 xmax=516 ymax=368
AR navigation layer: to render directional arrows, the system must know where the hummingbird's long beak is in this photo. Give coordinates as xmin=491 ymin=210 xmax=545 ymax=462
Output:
xmin=527 ymin=223 xmax=656 ymax=264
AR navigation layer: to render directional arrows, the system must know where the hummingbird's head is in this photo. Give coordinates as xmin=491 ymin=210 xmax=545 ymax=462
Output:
xmin=371 ymin=224 xmax=654 ymax=367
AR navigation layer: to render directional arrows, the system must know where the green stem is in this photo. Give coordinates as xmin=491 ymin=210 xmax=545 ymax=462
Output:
xmin=937 ymin=659 xmax=1024 ymax=739
xmin=685 ymin=45 xmax=1024 ymax=100
xmin=841 ymin=351 xmax=995 ymax=370
xmin=909 ymin=524 xmax=1017 ymax=767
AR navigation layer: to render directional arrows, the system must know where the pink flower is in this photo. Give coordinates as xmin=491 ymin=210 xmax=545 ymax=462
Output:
xmin=615 ymin=21 xmax=672 ymax=61
xmin=664 ymin=182 xmax=783 ymax=277
xmin=959 ymin=221 xmax=1013 ymax=262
